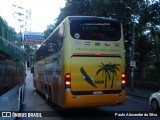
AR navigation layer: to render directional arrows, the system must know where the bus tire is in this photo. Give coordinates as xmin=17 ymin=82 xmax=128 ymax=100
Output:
xmin=45 ymin=90 xmax=51 ymax=104
xmin=21 ymin=84 xmax=25 ymax=103
xmin=18 ymin=87 xmax=22 ymax=111
xmin=48 ymin=88 xmax=55 ymax=107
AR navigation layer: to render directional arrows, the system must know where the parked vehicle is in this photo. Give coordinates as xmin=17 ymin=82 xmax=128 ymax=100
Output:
xmin=149 ymin=90 xmax=160 ymax=111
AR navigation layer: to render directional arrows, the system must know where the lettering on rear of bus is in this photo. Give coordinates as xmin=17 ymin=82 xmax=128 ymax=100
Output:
xmin=93 ymin=91 xmax=103 ymax=95
xmin=94 ymin=80 xmax=104 ymax=84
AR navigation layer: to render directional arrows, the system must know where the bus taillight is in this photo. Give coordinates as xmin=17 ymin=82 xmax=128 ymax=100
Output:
xmin=65 ymin=73 xmax=71 ymax=91
xmin=122 ymin=73 xmax=126 ymax=89
xmin=122 ymin=80 xmax=126 ymax=84
xmin=122 ymin=73 xmax=125 ymax=78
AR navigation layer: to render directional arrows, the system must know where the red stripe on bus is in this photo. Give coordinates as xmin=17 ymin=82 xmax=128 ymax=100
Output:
xmin=73 ymin=53 xmax=121 ymax=57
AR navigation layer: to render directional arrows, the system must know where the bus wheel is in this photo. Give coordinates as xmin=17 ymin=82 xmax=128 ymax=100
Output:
xmin=45 ymin=90 xmax=51 ymax=104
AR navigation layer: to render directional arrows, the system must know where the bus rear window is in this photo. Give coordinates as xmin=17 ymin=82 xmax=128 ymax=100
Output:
xmin=70 ymin=19 xmax=121 ymax=41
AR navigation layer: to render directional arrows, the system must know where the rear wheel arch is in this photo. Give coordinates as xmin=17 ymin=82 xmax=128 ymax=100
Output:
xmin=48 ymin=84 xmax=52 ymax=100
xmin=45 ymin=84 xmax=48 ymax=91
xmin=33 ymin=79 xmax=36 ymax=88
xmin=21 ymin=84 xmax=25 ymax=103
xmin=18 ymin=85 xmax=25 ymax=111
xmin=45 ymin=83 xmax=52 ymax=104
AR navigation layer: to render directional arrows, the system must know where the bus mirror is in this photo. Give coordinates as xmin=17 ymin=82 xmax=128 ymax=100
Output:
xmin=31 ymin=67 xmax=34 ymax=73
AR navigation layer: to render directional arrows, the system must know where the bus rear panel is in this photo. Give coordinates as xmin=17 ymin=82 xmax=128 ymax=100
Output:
xmin=62 ymin=16 xmax=126 ymax=108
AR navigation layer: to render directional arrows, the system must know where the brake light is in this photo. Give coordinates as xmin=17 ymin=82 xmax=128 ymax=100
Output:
xmin=122 ymin=80 xmax=126 ymax=84
xmin=122 ymin=73 xmax=126 ymax=89
xmin=65 ymin=73 xmax=71 ymax=91
xmin=122 ymin=74 xmax=125 ymax=78
xmin=65 ymin=74 xmax=71 ymax=79
xmin=95 ymin=53 xmax=101 ymax=56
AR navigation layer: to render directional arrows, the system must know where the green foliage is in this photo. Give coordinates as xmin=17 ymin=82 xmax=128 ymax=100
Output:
xmin=0 ymin=17 xmax=26 ymax=62
xmin=44 ymin=0 xmax=160 ymax=74
xmin=0 ymin=17 xmax=13 ymax=42
xmin=0 ymin=16 xmax=18 ymax=44
xmin=135 ymin=35 xmax=154 ymax=65
xmin=154 ymin=61 xmax=160 ymax=70
xmin=44 ymin=24 xmax=55 ymax=39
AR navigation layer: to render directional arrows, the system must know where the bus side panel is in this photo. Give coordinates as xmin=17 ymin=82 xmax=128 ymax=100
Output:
xmin=0 ymin=56 xmax=26 ymax=113
xmin=34 ymin=60 xmax=46 ymax=94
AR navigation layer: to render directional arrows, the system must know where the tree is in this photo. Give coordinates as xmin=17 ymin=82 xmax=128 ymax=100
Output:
xmin=138 ymin=0 xmax=160 ymax=71
xmin=44 ymin=0 xmax=160 ymax=81
xmin=44 ymin=24 xmax=55 ymax=39
xmin=0 ymin=16 xmax=18 ymax=45
xmin=134 ymin=34 xmax=154 ymax=81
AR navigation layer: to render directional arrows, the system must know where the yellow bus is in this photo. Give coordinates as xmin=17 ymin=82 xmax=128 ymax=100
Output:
xmin=33 ymin=16 xmax=126 ymax=109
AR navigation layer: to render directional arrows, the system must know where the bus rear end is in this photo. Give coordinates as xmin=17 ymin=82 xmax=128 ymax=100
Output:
xmin=63 ymin=16 xmax=126 ymax=108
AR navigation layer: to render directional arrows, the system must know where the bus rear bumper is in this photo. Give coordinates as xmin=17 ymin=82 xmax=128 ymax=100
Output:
xmin=63 ymin=90 xmax=126 ymax=109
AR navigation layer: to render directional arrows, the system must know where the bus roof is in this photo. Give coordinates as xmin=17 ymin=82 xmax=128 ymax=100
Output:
xmin=67 ymin=16 xmax=119 ymax=22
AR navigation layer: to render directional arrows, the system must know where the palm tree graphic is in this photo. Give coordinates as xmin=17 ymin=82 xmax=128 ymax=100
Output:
xmin=96 ymin=63 xmax=120 ymax=88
